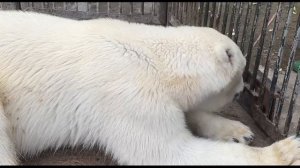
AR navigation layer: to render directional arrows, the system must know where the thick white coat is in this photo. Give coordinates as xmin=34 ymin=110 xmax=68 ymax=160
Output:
xmin=0 ymin=11 xmax=299 ymax=165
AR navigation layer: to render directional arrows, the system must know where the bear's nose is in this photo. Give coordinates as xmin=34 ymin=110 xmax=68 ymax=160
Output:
xmin=233 ymin=93 xmax=240 ymax=101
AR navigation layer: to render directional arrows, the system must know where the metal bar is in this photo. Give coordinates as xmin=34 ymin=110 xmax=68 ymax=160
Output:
xmin=215 ymin=3 xmax=223 ymax=30
xmin=198 ymin=2 xmax=204 ymax=26
xmin=187 ymin=2 xmax=191 ymax=25
xmin=190 ymin=2 xmax=194 ymax=26
xmin=192 ymin=2 xmax=196 ymax=25
xmin=175 ymin=2 xmax=179 ymax=20
xmin=203 ymin=2 xmax=209 ymax=27
xmin=259 ymin=3 xmax=282 ymax=108
xmin=107 ymin=2 xmax=110 ymax=15
xmin=221 ymin=2 xmax=229 ymax=34
xmin=183 ymin=2 xmax=187 ymax=24
xmin=180 ymin=2 xmax=184 ymax=23
xmin=240 ymin=3 xmax=252 ymax=54
xmin=277 ymin=11 xmax=299 ymax=129
xmin=193 ymin=2 xmax=198 ymax=26
xmin=169 ymin=2 xmax=173 ymax=16
xmin=96 ymin=2 xmax=99 ymax=13
xmin=159 ymin=2 xmax=168 ymax=26
xmin=16 ymin=2 xmax=21 ymax=10
xmin=182 ymin=2 xmax=186 ymax=25
xmin=269 ymin=2 xmax=294 ymax=125
xmin=185 ymin=2 xmax=188 ymax=24
xmin=180 ymin=2 xmax=184 ymax=24
xmin=130 ymin=2 xmax=133 ymax=16
xmin=284 ymin=69 xmax=300 ymax=135
xmin=250 ymin=2 xmax=272 ymax=90
xmin=190 ymin=2 xmax=196 ymax=26
xmin=244 ymin=3 xmax=261 ymax=76
xmin=167 ymin=2 xmax=170 ymax=26
xmin=193 ymin=2 xmax=199 ymax=26
xmin=141 ymin=2 xmax=144 ymax=15
xmin=170 ymin=2 xmax=174 ymax=19
xmin=166 ymin=2 xmax=169 ymax=26
xmin=186 ymin=2 xmax=190 ymax=25
xmin=283 ymin=27 xmax=300 ymax=135
xmin=296 ymin=12 xmax=300 ymax=31
xmin=234 ymin=2 xmax=243 ymax=43
xmin=228 ymin=2 xmax=237 ymax=39
xmin=264 ymin=3 xmax=282 ymax=120
xmin=119 ymin=2 xmax=122 ymax=14
xmin=151 ymin=2 xmax=155 ymax=17
xmin=209 ymin=2 xmax=216 ymax=28
xmin=296 ymin=93 xmax=300 ymax=135
xmin=296 ymin=113 xmax=300 ymax=136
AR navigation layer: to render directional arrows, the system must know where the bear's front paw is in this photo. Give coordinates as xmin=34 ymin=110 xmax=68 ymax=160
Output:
xmin=215 ymin=120 xmax=254 ymax=145
xmin=265 ymin=136 xmax=300 ymax=165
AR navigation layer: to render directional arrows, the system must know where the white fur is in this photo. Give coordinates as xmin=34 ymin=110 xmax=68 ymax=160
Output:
xmin=0 ymin=11 xmax=299 ymax=165
xmin=186 ymin=111 xmax=254 ymax=144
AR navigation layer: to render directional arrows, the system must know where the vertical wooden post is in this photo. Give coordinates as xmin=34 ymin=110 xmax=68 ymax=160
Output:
xmin=16 ymin=2 xmax=21 ymax=10
xmin=159 ymin=2 xmax=168 ymax=26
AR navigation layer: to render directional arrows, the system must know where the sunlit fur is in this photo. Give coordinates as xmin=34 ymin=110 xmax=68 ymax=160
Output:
xmin=0 ymin=11 xmax=300 ymax=165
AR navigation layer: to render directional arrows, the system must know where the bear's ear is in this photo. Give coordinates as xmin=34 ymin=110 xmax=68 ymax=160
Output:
xmin=225 ymin=49 xmax=233 ymax=65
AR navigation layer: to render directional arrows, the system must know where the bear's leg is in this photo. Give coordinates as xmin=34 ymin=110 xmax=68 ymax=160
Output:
xmin=181 ymin=135 xmax=300 ymax=165
xmin=110 ymin=106 xmax=300 ymax=165
xmin=186 ymin=111 xmax=254 ymax=144
xmin=0 ymin=100 xmax=18 ymax=165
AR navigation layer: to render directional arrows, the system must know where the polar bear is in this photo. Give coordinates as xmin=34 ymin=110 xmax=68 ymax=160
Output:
xmin=0 ymin=11 xmax=299 ymax=165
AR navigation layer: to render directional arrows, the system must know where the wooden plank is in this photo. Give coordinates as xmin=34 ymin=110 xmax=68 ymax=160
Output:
xmin=98 ymin=2 xmax=108 ymax=14
xmin=158 ymin=2 xmax=168 ymax=26
xmin=0 ymin=2 xmax=17 ymax=10
xmin=65 ymin=2 xmax=77 ymax=11
xmin=77 ymin=2 xmax=88 ymax=12
xmin=88 ymin=2 xmax=98 ymax=13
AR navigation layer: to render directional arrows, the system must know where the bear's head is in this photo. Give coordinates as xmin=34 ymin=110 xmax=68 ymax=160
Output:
xmin=157 ymin=27 xmax=246 ymax=112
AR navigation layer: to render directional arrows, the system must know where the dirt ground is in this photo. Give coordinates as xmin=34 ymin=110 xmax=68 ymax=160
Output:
xmin=20 ymin=101 xmax=273 ymax=165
